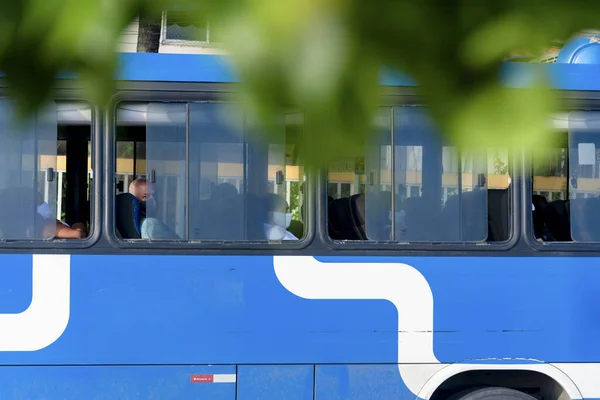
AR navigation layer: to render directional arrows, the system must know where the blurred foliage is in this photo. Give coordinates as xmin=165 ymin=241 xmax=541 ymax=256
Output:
xmin=1 ymin=0 xmax=600 ymax=166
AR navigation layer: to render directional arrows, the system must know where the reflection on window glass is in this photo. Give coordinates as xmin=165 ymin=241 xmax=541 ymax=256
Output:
xmin=327 ymin=106 xmax=511 ymax=243
xmin=567 ymin=111 xmax=600 ymax=242
xmin=0 ymin=100 xmax=57 ymax=240
xmin=55 ymin=101 xmax=93 ymax=239
xmin=531 ymin=111 xmax=600 ymax=243
xmin=114 ymin=102 xmax=305 ymax=242
xmin=531 ymin=143 xmax=569 ymax=241
xmin=0 ymin=99 xmax=93 ymax=241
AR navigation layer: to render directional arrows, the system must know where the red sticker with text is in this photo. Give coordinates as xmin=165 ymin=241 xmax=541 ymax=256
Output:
xmin=191 ymin=374 xmax=214 ymax=383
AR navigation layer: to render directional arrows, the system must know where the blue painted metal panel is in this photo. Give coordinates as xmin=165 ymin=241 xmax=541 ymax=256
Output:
xmin=1 ymin=254 xmax=600 ymax=365
xmin=117 ymin=53 xmax=237 ymax=83
xmin=315 ymin=365 xmax=413 ymax=400
xmin=237 ymin=365 xmax=313 ymax=400
xmin=0 ymin=254 xmax=398 ymax=365
xmin=0 ymin=51 xmax=589 ymax=91
xmin=0 ymin=254 xmax=31 ymax=313
xmin=114 ymin=53 xmax=600 ymax=91
xmin=112 ymin=52 xmax=600 ymax=92
xmin=1 ymin=254 xmax=600 ymax=396
xmin=0 ymin=365 xmax=236 ymax=399
xmin=0 ymin=51 xmax=597 ymax=90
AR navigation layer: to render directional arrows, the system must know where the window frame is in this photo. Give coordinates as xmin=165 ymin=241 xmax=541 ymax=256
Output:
xmin=323 ymin=98 xmax=519 ymax=252
xmin=160 ymin=11 xmax=223 ymax=49
xmin=106 ymin=89 xmax=314 ymax=250
xmin=525 ymin=101 xmax=600 ymax=251
xmin=0 ymin=83 xmax=101 ymax=249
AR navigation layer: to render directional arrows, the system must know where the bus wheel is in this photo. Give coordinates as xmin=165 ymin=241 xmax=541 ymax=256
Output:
xmin=448 ymin=387 xmax=537 ymax=400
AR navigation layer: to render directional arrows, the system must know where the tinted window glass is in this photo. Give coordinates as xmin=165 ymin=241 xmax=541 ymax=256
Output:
xmin=328 ymin=106 xmax=510 ymax=243
xmin=116 ymin=101 xmax=304 ymax=242
xmin=568 ymin=111 xmax=600 ymax=242
xmin=0 ymin=99 xmax=57 ymax=240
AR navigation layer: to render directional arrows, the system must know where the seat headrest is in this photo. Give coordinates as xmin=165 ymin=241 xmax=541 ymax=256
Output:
xmin=543 ymin=200 xmax=571 ymax=241
xmin=532 ymin=194 xmax=548 ymax=210
xmin=115 ymin=193 xmax=141 ymax=239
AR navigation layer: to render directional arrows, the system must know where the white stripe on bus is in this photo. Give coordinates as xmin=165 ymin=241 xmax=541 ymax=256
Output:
xmin=0 ymin=254 xmax=70 ymax=352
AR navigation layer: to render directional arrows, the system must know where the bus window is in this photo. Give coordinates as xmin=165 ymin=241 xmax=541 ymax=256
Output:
xmin=327 ymin=106 xmax=511 ymax=243
xmin=567 ymin=111 xmax=600 ymax=242
xmin=531 ymin=131 xmax=568 ymax=242
xmin=56 ymin=102 xmax=93 ymax=239
xmin=114 ymin=101 xmax=305 ymax=242
xmin=0 ymin=100 xmax=91 ymax=241
xmin=530 ymin=111 xmax=600 ymax=243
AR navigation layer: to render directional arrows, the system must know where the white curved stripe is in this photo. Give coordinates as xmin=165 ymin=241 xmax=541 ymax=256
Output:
xmin=273 ymin=256 xmax=437 ymax=363
xmin=272 ymin=256 xmax=590 ymax=398
xmin=273 ymin=255 xmax=438 ymax=394
xmin=0 ymin=254 xmax=70 ymax=351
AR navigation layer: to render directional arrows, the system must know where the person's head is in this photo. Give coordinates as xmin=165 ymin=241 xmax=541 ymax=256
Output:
xmin=129 ymin=178 xmax=154 ymax=202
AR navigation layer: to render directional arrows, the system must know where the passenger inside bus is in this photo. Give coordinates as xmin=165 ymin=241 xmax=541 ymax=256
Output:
xmin=37 ymin=200 xmax=87 ymax=239
xmin=114 ymin=101 xmax=306 ymax=242
xmin=128 ymin=178 xmax=179 ymax=240
xmin=129 ymin=178 xmax=154 ymax=204
xmin=0 ymin=102 xmax=93 ymax=241
xmin=326 ymin=107 xmax=512 ymax=243
xmin=530 ymin=134 xmax=578 ymax=243
xmin=264 ymin=193 xmax=298 ymax=241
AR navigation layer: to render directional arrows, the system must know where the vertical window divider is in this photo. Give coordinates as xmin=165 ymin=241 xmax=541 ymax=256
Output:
xmin=185 ymin=102 xmax=190 ymax=240
xmin=242 ymin=110 xmax=248 ymax=240
xmin=390 ymin=107 xmax=396 ymax=242
xmin=457 ymin=149 xmax=463 ymax=240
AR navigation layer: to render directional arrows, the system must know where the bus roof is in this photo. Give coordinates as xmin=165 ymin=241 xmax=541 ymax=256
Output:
xmin=109 ymin=52 xmax=600 ymax=91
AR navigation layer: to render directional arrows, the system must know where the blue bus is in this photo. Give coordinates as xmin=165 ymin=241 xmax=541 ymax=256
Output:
xmin=2 ymin=34 xmax=600 ymax=400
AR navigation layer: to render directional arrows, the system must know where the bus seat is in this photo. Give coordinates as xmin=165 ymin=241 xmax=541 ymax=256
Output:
xmin=543 ymin=199 xmax=571 ymax=241
xmin=437 ymin=194 xmax=461 ymax=241
xmin=349 ymin=193 xmax=367 ymax=240
xmin=363 ymin=191 xmax=392 ymax=241
xmin=532 ymin=194 xmax=548 ymax=210
xmin=213 ymin=193 xmax=244 ymax=240
xmin=328 ymin=197 xmax=349 ymax=240
xmin=115 ymin=193 xmax=142 ymax=239
xmin=488 ymin=189 xmax=510 ymax=242
xmin=246 ymin=193 xmax=268 ymax=240
xmin=461 ymin=189 xmax=488 ymax=242
xmin=328 ymin=195 xmax=366 ymax=240
xmin=213 ymin=184 xmax=243 ymax=240
xmin=192 ymin=195 xmax=243 ymax=240
xmin=438 ymin=190 xmax=488 ymax=242
xmin=531 ymin=194 xmax=550 ymax=240
xmin=403 ymin=196 xmax=436 ymax=241
xmin=287 ymin=220 xmax=304 ymax=239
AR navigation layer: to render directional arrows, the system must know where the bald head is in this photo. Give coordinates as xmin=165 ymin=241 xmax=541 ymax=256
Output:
xmin=129 ymin=178 xmax=154 ymax=202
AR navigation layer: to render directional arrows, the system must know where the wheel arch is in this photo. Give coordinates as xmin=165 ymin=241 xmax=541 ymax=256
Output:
xmin=412 ymin=362 xmax=582 ymax=400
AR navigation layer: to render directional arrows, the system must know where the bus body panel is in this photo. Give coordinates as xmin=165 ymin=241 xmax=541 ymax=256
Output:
xmin=316 ymin=364 xmax=414 ymax=400
xmin=0 ymin=365 xmax=237 ymax=399
xmin=1 ymin=254 xmax=600 ymax=398
xmin=0 ymin=254 xmax=592 ymax=365
xmin=5 ymin=41 xmax=600 ymax=398
xmin=237 ymin=365 xmax=314 ymax=400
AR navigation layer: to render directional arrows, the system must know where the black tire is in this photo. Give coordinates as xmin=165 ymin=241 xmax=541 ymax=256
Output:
xmin=447 ymin=387 xmax=537 ymax=400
